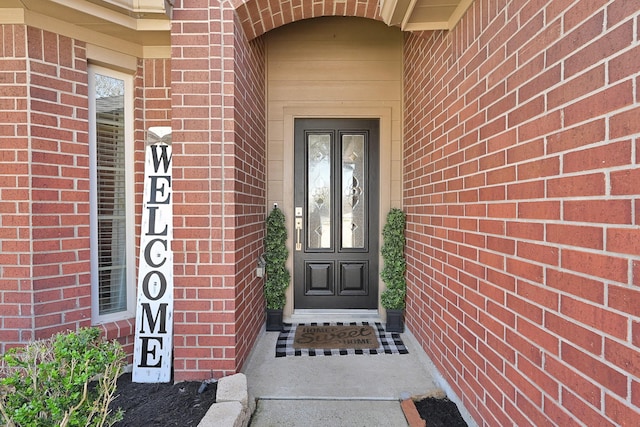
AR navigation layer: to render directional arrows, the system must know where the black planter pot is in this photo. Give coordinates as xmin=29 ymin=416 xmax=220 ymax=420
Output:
xmin=385 ymin=309 xmax=404 ymax=333
xmin=266 ymin=309 xmax=284 ymax=331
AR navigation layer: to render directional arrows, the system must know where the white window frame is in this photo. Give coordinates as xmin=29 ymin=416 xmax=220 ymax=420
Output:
xmin=88 ymin=64 xmax=136 ymax=324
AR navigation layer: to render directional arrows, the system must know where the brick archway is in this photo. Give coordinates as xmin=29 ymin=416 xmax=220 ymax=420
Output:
xmin=234 ymin=0 xmax=383 ymax=40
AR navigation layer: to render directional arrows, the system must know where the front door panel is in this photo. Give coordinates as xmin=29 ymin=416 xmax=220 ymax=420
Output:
xmin=294 ymin=119 xmax=379 ymax=309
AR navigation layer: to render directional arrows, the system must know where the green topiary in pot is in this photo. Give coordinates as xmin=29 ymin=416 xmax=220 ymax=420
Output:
xmin=264 ymin=206 xmax=290 ymax=314
xmin=380 ymin=208 xmax=406 ymax=332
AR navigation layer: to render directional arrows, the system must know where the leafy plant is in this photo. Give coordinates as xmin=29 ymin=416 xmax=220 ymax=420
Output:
xmin=264 ymin=206 xmax=290 ymax=310
xmin=0 ymin=327 xmax=125 ymax=427
xmin=380 ymin=208 xmax=407 ymax=310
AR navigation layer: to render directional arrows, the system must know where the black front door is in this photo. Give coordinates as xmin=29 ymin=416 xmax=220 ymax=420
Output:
xmin=294 ymin=118 xmax=379 ymax=309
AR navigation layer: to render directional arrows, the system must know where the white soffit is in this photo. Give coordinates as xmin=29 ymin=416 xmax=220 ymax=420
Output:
xmin=380 ymin=0 xmax=474 ymax=31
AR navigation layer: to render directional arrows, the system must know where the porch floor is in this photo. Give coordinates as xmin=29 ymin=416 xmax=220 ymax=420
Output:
xmin=242 ymin=325 xmax=470 ymax=426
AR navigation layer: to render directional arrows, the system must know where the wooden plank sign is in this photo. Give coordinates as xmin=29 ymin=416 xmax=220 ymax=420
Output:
xmin=133 ymin=127 xmax=173 ymax=383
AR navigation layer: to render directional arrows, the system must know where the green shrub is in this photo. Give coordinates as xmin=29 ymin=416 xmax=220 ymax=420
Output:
xmin=0 ymin=327 xmax=125 ymax=427
xmin=264 ymin=206 xmax=290 ymax=310
xmin=380 ymin=208 xmax=407 ymax=310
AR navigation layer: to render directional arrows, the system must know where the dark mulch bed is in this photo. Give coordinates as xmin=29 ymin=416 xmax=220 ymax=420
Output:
xmin=415 ymin=396 xmax=468 ymax=427
xmin=109 ymin=373 xmax=217 ymax=426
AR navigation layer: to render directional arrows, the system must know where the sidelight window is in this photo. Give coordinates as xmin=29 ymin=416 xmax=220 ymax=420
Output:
xmin=89 ymin=65 xmax=135 ymax=323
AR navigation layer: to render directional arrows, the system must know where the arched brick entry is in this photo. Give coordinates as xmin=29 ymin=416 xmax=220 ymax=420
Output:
xmin=234 ymin=0 xmax=384 ymax=40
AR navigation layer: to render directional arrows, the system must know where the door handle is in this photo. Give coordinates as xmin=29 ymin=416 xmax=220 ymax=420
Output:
xmin=295 ymin=218 xmax=302 ymax=251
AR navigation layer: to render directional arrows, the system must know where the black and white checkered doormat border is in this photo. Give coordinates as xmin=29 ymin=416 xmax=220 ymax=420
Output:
xmin=275 ymin=322 xmax=409 ymax=357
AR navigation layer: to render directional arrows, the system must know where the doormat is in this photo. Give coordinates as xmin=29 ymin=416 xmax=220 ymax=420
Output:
xmin=293 ymin=324 xmax=379 ymax=350
xmin=275 ymin=322 xmax=409 ymax=357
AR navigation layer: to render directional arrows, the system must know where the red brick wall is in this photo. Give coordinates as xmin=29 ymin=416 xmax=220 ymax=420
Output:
xmin=27 ymin=27 xmax=92 ymax=340
xmin=404 ymin=1 xmax=640 ymax=425
xmin=171 ymin=1 xmax=266 ymax=381
xmin=0 ymin=24 xmax=32 ymax=354
xmin=230 ymin=16 xmax=266 ymax=371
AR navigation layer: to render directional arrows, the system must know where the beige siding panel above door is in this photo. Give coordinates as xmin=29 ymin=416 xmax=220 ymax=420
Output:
xmin=267 ymin=40 xmax=401 ymax=62
xmin=269 ymin=81 xmax=402 ymax=102
xmin=269 ymin=60 xmax=401 ymax=81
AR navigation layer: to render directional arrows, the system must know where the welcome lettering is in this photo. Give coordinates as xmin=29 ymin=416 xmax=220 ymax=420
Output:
xmin=133 ymin=128 xmax=174 ymax=383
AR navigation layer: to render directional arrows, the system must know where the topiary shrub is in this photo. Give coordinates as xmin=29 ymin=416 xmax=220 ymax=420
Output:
xmin=0 ymin=327 xmax=125 ymax=427
xmin=380 ymin=208 xmax=407 ymax=310
xmin=264 ymin=206 xmax=290 ymax=310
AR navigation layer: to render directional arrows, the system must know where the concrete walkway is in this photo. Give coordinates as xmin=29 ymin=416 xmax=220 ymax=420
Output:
xmin=241 ymin=325 xmax=462 ymax=426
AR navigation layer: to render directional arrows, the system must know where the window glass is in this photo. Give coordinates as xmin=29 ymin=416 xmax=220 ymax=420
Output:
xmin=89 ymin=66 xmax=134 ymax=322
xmin=307 ymin=134 xmax=332 ymax=249
xmin=341 ymin=134 xmax=365 ymax=249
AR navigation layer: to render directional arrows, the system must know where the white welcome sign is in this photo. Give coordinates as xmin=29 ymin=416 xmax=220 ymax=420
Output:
xmin=133 ymin=127 xmax=173 ymax=383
